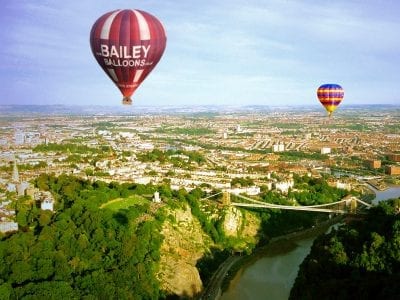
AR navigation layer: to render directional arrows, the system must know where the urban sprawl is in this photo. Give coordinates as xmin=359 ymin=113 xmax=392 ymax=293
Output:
xmin=1 ymin=107 xmax=399 ymax=233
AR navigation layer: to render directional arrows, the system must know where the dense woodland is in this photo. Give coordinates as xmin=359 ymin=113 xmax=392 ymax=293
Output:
xmin=0 ymin=174 xmax=167 ymax=299
xmin=0 ymin=174 xmax=242 ymax=299
xmin=290 ymin=199 xmax=400 ymax=300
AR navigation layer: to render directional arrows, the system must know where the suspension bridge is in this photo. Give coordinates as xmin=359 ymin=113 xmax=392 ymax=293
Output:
xmin=202 ymin=191 xmax=373 ymax=214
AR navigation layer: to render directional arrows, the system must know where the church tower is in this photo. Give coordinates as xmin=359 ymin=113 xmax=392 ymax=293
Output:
xmin=12 ymin=160 xmax=19 ymax=183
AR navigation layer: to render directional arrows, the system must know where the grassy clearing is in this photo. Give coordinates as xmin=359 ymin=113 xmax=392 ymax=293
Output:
xmin=100 ymin=195 xmax=149 ymax=210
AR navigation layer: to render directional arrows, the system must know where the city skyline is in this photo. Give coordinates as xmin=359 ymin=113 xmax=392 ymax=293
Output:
xmin=1 ymin=0 xmax=400 ymax=107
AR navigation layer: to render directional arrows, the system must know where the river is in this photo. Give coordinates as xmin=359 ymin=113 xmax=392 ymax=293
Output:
xmin=369 ymin=184 xmax=400 ymax=204
xmin=220 ymin=237 xmax=315 ymax=300
xmin=220 ymin=185 xmax=400 ymax=300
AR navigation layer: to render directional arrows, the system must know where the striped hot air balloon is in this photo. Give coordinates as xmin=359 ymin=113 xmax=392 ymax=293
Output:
xmin=317 ymin=84 xmax=344 ymax=117
xmin=90 ymin=9 xmax=167 ymax=105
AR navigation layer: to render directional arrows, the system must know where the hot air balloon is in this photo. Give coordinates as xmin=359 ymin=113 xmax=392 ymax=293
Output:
xmin=317 ymin=84 xmax=344 ymax=117
xmin=90 ymin=9 xmax=167 ymax=105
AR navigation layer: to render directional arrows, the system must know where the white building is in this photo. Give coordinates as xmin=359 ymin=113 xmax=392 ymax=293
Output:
xmin=230 ymin=186 xmax=261 ymax=196
xmin=272 ymin=143 xmax=285 ymax=152
xmin=321 ymin=147 xmax=331 ymax=154
xmin=6 ymin=183 xmax=16 ymax=193
xmin=40 ymin=192 xmax=55 ymax=211
xmin=41 ymin=199 xmax=54 ymax=211
xmin=275 ymin=180 xmax=294 ymax=194
xmin=0 ymin=221 xmax=18 ymax=233
xmin=153 ymin=191 xmax=161 ymax=203
xmin=336 ymin=181 xmax=351 ymax=191
xmin=14 ymin=131 xmax=25 ymax=145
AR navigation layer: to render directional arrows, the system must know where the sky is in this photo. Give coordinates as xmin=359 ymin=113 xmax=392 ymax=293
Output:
xmin=1 ymin=0 xmax=400 ymax=107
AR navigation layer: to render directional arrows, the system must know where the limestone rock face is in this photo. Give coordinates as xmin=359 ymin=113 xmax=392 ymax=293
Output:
xmin=223 ymin=206 xmax=261 ymax=246
xmin=223 ymin=206 xmax=243 ymax=236
xmin=158 ymin=205 xmax=211 ymax=298
xmin=158 ymin=204 xmax=261 ymax=297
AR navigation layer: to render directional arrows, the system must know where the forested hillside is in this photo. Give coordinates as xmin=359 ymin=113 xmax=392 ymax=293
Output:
xmin=290 ymin=199 xmax=400 ymax=300
xmin=0 ymin=174 xmax=165 ymax=299
xmin=0 ymin=174 xmax=261 ymax=298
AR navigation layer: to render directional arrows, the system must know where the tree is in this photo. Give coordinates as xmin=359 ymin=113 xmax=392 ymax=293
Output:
xmin=16 ymin=207 xmax=29 ymax=227
xmin=38 ymin=210 xmax=52 ymax=227
xmin=0 ymin=283 xmax=11 ymax=300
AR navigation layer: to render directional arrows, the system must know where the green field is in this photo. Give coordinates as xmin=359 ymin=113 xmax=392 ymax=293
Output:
xmin=100 ymin=195 xmax=149 ymax=210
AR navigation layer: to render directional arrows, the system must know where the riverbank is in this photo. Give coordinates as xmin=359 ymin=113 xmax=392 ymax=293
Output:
xmin=367 ymin=183 xmax=400 ymax=204
xmin=200 ymin=215 xmax=344 ymax=300
xmin=366 ymin=179 xmax=388 ymax=191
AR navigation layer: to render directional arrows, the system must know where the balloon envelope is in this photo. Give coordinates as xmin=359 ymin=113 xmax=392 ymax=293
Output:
xmin=317 ymin=84 xmax=344 ymax=117
xmin=90 ymin=9 xmax=167 ymax=105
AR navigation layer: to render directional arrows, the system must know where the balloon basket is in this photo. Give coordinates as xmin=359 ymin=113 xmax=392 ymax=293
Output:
xmin=122 ymin=97 xmax=132 ymax=105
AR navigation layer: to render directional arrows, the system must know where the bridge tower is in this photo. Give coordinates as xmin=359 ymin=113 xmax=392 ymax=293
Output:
xmin=221 ymin=191 xmax=231 ymax=205
xmin=350 ymin=198 xmax=358 ymax=213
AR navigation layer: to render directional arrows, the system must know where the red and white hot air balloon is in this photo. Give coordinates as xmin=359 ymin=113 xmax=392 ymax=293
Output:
xmin=90 ymin=9 xmax=167 ymax=105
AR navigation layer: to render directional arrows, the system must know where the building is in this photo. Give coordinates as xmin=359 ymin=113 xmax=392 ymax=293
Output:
xmin=0 ymin=221 xmax=18 ymax=233
xmin=272 ymin=143 xmax=284 ymax=152
xmin=386 ymin=165 xmax=400 ymax=175
xmin=387 ymin=153 xmax=400 ymax=162
xmin=336 ymin=181 xmax=352 ymax=191
xmin=229 ymin=186 xmax=260 ymax=196
xmin=275 ymin=180 xmax=294 ymax=194
xmin=14 ymin=131 xmax=25 ymax=145
xmin=365 ymin=159 xmax=381 ymax=169
xmin=39 ymin=191 xmax=55 ymax=211
xmin=153 ymin=191 xmax=161 ymax=203
xmin=41 ymin=199 xmax=54 ymax=211
xmin=6 ymin=183 xmax=16 ymax=193
xmin=321 ymin=147 xmax=331 ymax=155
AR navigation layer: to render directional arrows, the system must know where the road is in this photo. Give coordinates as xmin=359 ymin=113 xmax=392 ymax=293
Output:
xmin=199 ymin=255 xmax=241 ymax=300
